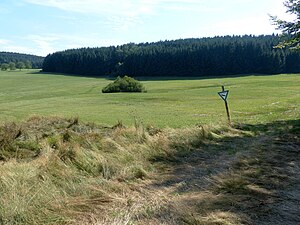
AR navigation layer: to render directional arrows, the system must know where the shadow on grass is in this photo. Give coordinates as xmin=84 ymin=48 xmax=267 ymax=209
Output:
xmin=27 ymin=70 xmax=287 ymax=81
xmin=147 ymin=119 xmax=300 ymax=224
xmin=27 ymin=70 xmax=111 ymax=79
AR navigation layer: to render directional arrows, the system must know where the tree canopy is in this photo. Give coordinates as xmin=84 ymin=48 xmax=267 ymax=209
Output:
xmin=43 ymin=35 xmax=300 ymax=77
xmin=1 ymin=63 xmax=9 ymax=71
xmin=271 ymin=0 xmax=300 ymax=49
xmin=0 ymin=52 xmax=44 ymax=69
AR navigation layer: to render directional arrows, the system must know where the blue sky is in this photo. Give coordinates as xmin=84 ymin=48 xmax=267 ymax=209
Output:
xmin=0 ymin=0 xmax=292 ymax=56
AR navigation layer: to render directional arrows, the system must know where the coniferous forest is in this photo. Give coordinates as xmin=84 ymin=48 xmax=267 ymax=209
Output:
xmin=0 ymin=52 xmax=44 ymax=69
xmin=43 ymin=35 xmax=300 ymax=77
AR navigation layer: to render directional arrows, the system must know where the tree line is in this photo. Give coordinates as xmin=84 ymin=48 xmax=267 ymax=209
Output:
xmin=1 ymin=61 xmax=33 ymax=71
xmin=42 ymin=35 xmax=300 ymax=77
xmin=0 ymin=52 xmax=44 ymax=70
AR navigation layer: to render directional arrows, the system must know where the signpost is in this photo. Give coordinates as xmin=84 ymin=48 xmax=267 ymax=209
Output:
xmin=218 ymin=86 xmax=231 ymax=124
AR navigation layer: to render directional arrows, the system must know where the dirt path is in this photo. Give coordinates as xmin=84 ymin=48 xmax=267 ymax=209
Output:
xmin=252 ymin=136 xmax=300 ymax=225
xmin=142 ymin=125 xmax=299 ymax=225
xmin=96 ymin=122 xmax=300 ymax=225
xmin=265 ymin=178 xmax=300 ymax=225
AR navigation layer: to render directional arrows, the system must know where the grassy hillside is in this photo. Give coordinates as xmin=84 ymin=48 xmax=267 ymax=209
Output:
xmin=0 ymin=70 xmax=299 ymax=127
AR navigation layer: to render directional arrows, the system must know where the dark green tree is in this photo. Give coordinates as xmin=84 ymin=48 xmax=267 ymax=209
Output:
xmin=25 ymin=60 xmax=32 ymax=69
xmin=271 ymin=0 xmax=300 ymax=49
xmin=16 ymin=62 xmax=25 ymax=70
xmin=0 ymin=52 xmax=44 ymax=68
xmin=1 ymin=63 xmax=9 ymax=71
xmin=9 ymin=62 xmax=16 ymax=70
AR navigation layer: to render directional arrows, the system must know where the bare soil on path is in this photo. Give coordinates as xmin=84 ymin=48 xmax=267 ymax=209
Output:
xmin=93 ymin=121 xmax=300 ymax=225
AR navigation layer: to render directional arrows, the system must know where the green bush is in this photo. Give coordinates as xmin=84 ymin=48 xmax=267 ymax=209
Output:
xmin=102 ymin=76 xmax=146 ymax=93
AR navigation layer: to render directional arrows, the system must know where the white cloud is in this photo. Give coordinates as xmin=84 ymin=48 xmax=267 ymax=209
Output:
xmin=10 ymin=0 xmax=294 ymax=56
xmin=0 ymin=44 xmax=37 ymax=55
xmin=24 ymin=0 xmax=153 ymax=30
xmin=0 ymin=39 xmax=11 ymax=45
xmin=24 ymin=0 xmax=222 ymax=14
xmin=105 ymin=15 xmax=143 ymax=31
xmin=54 ymin=34 xmax=124 ymax=48
xmin=26 ymin=35 xmax=61 ymax=56
xmin=25 ymin=0 xmax=150 ymax=16
xmin=22 ymin=0 xmax=296 ymax=21
xmin=1 ymin=35 xmax=64 ymax=56
xmin=24 ymin=33 xmax=125 ymax=55
xmin=24 ymin=0 xmax=291 ymax=32
xmin=0 ymin=40 xmax=36 ymax=55
xmin=24 ymin=0 xmax=222 ymax=30
xmin=213 ymin=15 xmax=278 ymax=36
xmin=268 ymin=0 xmax=297 ymax=21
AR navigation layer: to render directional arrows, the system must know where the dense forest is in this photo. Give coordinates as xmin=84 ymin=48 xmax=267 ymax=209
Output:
xmin=43 ymin=35 xmax=300 ymax=77
xmin=0 ymin=52 xmax=44 ymax=69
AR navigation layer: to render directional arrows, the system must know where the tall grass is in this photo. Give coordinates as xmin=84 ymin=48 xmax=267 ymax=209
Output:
xmin=0 ymin=116 xmax=232 ymax=224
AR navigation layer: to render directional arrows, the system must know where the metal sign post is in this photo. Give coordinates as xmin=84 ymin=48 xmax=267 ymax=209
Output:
xmin=218 ymin=86 xmax=231 ymax=124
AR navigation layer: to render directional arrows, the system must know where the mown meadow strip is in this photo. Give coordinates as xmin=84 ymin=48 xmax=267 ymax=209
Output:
xmin=0 ymin=70 xmax=299 ymax=127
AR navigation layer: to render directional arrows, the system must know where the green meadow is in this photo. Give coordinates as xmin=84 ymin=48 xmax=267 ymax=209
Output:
xmin=0 ymin=70 xmax=299 ymax=127
xmin=0 ymin=69 xmax=299 ymax=224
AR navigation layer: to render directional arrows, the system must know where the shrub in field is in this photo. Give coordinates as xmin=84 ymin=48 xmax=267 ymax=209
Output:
xmin=102 ymin=76 xmax=146 ymax=93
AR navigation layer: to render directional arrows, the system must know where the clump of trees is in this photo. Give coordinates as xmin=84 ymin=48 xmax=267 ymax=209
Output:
xmin=1 ymin=61 xmax=32 ymax=71
xmin=102 ymin=76 xmax=146 ymax=93
xmin=0 ymin=52 xmax=44 ymax=69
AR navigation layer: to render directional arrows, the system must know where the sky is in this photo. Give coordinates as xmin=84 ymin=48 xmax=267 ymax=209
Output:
xmin=0 ymin=0 xmax=294 ymax=56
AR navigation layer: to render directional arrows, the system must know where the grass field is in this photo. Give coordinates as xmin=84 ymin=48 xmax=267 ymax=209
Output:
xmin=0 ymin=70 xmax=299 ymax=127
xmin=0 ymin=69 xmax=299 ymax=224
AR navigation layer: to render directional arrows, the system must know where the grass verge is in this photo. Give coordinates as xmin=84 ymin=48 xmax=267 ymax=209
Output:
xmin=0 ymin=116 xmax=299 ymax=224
xmin=0 ymin=116 xmax=232 ymax=224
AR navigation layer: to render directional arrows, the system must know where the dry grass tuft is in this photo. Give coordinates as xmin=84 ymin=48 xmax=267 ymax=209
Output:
xmin=1 ymin=116 xmax=298 ymax=224
xmin=0 ymin=116 xmax=225 ymax=224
